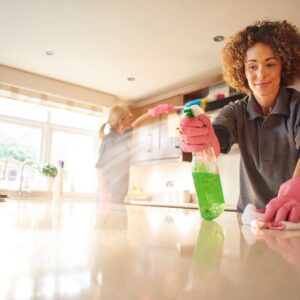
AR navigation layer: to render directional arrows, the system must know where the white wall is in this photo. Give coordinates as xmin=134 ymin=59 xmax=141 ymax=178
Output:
xmin=129 ymin=161 xmax=194 ymax=194
xmin=129 ymin=151 xmax=240 ymax=206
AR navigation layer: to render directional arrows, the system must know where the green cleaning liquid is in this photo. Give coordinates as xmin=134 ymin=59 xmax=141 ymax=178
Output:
xmin=192 ymin=170 xmax=224 ymax=220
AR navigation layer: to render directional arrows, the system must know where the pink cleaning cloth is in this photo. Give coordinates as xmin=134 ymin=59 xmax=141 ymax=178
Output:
xmin=241 ymin=204 xmax=300 ymax=231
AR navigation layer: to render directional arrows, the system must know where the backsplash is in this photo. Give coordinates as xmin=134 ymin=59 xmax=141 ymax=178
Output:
xmin=129 ymin=146 xmax=240 ymax=206
xmin=129 ymin=161 xmax=194 ymax=194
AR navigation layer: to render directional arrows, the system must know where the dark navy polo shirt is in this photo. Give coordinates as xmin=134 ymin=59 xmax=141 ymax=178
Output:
xmin=213 ymin=87 xmax=300 ymax=211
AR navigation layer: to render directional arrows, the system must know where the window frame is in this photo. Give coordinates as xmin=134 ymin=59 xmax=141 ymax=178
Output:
xmin=0 ymin=106 xmax=99 ymax=192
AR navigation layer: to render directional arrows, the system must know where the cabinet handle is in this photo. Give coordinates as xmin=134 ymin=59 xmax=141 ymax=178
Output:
xmin=147 ymin=133 xmax=152 ymax=152
xmin=175 ymin=127 xmax=180 ymax=148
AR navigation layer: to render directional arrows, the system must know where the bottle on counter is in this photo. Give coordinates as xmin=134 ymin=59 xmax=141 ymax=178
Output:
xmin=192 ymin=145 xmax=224 ymax=220
xmin=183 ymin=101 xmax=224 ymax=220
xmin=52 ymin=160 xmax=64 ymax=201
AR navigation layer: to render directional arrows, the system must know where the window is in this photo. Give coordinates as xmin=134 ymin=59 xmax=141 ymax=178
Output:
xmin=0 ymin=96 xmax=102 ymax=193
xmin=0 ymin=120 xmax=43 ymax=190
xmin=51 ymin=129 xmax=97 ymax=192
xmin=0 ymin=96 xmax=48 ymax=121
xmin=50 ymin=107 xmax=100 ymax=131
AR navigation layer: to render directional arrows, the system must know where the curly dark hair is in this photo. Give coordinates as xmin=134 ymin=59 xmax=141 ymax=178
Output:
xmin=222 ymin=20 xmax=300 ymax=94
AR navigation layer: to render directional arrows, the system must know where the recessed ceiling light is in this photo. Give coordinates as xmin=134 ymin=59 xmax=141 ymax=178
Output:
xmin=127 ymin=77 xmax=135 ymax=82
xmin=213 ymin=35 xmax=225 ymax=42
xmin=45 ymin=50 xmax=55 ymax=56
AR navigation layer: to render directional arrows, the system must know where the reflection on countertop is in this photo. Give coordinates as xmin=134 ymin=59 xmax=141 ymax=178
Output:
xmin=0 ymin=200 xmax=299 ymax=299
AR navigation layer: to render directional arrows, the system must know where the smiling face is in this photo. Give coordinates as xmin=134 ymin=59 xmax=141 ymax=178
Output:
xmin=245 ymin=43 xmax=282 ymax=114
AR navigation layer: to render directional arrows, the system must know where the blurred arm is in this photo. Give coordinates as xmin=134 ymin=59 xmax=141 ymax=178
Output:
xmin=131 ymin=104 xmax=176 ymax=128
xmin=131 ymin=113 xmax=152 ymax=128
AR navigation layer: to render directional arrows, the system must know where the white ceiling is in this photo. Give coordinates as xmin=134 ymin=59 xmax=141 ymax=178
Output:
xmin=1 ymin=0 xmax=299 ymax=102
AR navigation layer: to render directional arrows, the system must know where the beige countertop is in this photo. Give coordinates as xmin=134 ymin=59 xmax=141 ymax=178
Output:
xmin=0 ymin=199 xmax=299 ymax=299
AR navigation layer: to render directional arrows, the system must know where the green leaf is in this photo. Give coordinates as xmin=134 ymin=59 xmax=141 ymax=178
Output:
xmin=39 ymin=163 xmax=58 ymax=177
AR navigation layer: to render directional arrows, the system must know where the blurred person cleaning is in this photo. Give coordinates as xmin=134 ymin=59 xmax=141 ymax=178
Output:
xmin=95 ymin=103 xmax=175 ymax=203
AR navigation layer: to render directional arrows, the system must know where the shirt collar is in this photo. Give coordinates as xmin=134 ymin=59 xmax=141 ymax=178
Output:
xmin=247 ymin=86 xmax=290 ymax=120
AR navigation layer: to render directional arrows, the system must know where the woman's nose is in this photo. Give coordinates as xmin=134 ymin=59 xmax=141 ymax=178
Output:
xmin=257 ymin=65 xmax=267 ymax=78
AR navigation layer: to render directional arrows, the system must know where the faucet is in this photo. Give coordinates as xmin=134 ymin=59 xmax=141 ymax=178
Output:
xmin=18 ymin=159 xmax=39 ymax=195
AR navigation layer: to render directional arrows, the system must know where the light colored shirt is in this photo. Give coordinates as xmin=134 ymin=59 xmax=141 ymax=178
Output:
xmin=95 ymin=129 xmax=132 ymax=203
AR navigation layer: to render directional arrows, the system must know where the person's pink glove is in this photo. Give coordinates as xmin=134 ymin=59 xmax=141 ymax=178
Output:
xmin=148 ymin=104 xmax=175 ymax=117
xmin=179 ymin=114 xmax=220 ymax=156
xmin=263 ymin=177 xmax=300 ymax=223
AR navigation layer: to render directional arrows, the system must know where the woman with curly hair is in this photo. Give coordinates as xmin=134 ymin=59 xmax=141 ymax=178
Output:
xmin=180 ymin=20 xmax=300 ymax=223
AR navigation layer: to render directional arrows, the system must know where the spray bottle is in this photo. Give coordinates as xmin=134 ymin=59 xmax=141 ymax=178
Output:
xmin=183 ymin=100 xmax=224 ymax=220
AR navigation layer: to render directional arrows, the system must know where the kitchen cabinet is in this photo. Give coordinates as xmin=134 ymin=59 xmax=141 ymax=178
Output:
xmin=131 ymin=95 xmax=184 ymax=162
xmin=130 ymin=83 xmax=244 ymax=163
xmin=130 ymin=114 xmax=159 ymax=162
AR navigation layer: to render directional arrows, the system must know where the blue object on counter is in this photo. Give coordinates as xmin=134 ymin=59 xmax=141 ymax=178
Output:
xmin=58 ymin=160 xmax=64 ymax=168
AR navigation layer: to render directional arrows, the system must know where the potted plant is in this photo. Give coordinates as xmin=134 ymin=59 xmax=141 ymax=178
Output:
xmin=39 ymin=163 xmax=58 ymax=191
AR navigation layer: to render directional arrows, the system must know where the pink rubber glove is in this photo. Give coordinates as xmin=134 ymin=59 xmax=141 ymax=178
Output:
xmin=179 ymin=114 xmax=220 ymax=156
xmin=263 ymin=177 xmax=300 ymax=223
xmin=148 ymin=104 xmax=175 ymax=117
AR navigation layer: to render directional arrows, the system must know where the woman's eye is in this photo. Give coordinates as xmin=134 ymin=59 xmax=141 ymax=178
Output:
xmin=247 ymin=65 xmax=257 ymax=70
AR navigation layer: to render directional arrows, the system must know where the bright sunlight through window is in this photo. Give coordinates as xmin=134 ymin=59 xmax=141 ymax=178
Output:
xmin=0 ymin=96 xmax=102 ymax=193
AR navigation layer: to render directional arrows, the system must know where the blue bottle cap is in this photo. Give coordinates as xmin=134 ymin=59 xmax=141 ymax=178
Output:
xmin=58 ymin=160 xmax=64 ymax=168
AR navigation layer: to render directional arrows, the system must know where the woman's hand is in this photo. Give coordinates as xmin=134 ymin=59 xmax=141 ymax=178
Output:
xmin=179 ymin=114 xmax=220 ymax=156
xmin=264 ymin=177 xmax=300 ymax=223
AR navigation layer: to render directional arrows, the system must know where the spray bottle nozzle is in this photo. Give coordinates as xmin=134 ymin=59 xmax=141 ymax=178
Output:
xmin=184 ymin=99 xmax=202 ymax=108
xmin=183 ymin=98 xmax=208 ymax=117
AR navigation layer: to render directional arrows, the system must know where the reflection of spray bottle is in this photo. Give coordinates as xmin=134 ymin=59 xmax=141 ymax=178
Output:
xmin=183 ymin=100 xmax=224 ymax=220
xmin=191 ymin=221 xmax=224 ymax=294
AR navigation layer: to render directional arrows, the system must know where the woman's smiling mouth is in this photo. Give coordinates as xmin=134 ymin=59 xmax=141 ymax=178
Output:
xmin=255 ymin=82 xmax=271 ymax=88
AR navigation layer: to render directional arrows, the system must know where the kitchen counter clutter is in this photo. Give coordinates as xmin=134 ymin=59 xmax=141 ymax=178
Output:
xmin=0 ymin=200 xmax=299 ymax=299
